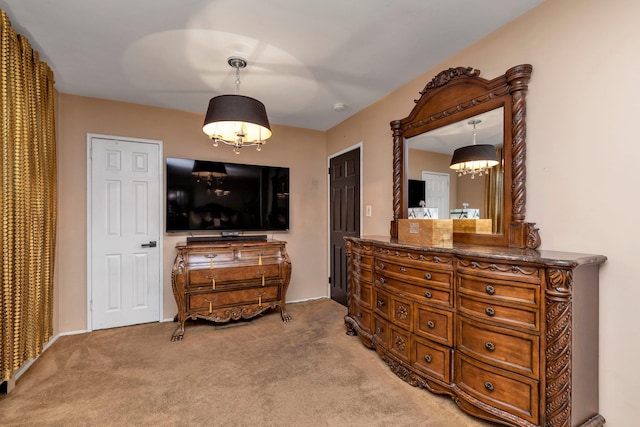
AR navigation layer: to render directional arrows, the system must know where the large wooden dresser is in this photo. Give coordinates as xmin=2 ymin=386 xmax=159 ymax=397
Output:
xmin=171 ymin=239 xmax=291 ymax=341
xmin=345 ymin=236 xmax=605 ymax=427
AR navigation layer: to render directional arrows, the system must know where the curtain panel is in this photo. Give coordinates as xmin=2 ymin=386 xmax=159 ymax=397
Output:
xmin=1 ymin=10 xmax=57 ymax=382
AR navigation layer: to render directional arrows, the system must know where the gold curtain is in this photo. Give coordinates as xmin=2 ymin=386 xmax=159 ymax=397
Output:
xmin=1 ymin=10 xmax=57 ymax=382
xmin=484 ymin=146 xmax=503 ymax=233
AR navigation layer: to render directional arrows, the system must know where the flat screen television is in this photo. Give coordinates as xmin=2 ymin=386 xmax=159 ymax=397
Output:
xmin=166 ymin=157 xmax=289 ymax=233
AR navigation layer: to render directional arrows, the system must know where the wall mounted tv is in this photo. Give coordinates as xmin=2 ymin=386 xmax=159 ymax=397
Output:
xmin=166 ymin=157 xmax=289 ymax=233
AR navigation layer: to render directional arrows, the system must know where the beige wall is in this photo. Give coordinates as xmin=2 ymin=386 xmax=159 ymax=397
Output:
xmin=327 ymin=0 xmax=638 ymax=424
xmin=57 ymin=94 xmax=328 ymax=332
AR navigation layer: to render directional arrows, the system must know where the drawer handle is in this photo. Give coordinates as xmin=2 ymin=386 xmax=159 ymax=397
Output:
xmin=356 ymin=312 xmax=362 ymax=318
xmin=424 ymin=272 xmax=432 ymax=280
xmin=484 ymin=382 xmax=494 ymax=392
xmin=379 ymin=263 xmax=386 ymax=270
xmin=377 ymin=300 xmax=385 ymax=308
xmin=205 ymin=254 xmax=217 ymax=259
xmin=379 ymin=277 xmax=386 ymax=285
xmin=427 ymin=321 xmax=435 ymax=329
xmin=485 ymin=285 xmax=496 ymax=295
xmin=424 ymin=354 xmax=432 ymax=363
xmin=485 ymin=342 xmax=495 ymax=351
xmin=485 ymin=307 xmax=496 ymax=317
xmin=375 ymin=327 xmax=383 ymax=334
xmin=424 ymin=291 xmax=432 ymax=298
xmin=399 ymin=266 xmax=406 ymax=273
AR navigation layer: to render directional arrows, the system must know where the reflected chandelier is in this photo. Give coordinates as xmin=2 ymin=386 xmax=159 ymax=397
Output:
xmin=202 ymin=57 xmax=272 ymax=154
xmin=449 ymin=119 xmax=499 ymax=179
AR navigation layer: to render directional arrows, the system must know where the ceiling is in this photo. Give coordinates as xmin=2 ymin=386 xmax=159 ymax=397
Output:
xmin=1 ymin=0 xmax=543 ymax=131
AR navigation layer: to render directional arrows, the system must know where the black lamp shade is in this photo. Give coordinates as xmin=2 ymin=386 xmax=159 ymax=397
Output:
xmin=192 ymin=160 xmax=227 ymax=178
xmin=202 ymin=94 xmax=272 ymax=143
xmin=449 ymin=144 xmax=499 ymax=172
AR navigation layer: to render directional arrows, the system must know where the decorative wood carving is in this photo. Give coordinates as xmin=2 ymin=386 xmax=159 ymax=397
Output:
xmin=390 ymin=64 xmax=538 ymax=248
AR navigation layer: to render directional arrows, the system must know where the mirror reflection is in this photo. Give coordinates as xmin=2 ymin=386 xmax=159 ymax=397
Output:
xmin=407 ymin=107 xmax=504 ymax=234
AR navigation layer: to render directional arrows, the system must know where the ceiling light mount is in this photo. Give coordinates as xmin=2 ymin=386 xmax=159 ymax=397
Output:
xmin=202 ymin=56 xmax=272 ymax=154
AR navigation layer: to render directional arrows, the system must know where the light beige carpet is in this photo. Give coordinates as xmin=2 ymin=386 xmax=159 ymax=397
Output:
xmin=0 ymin=298 xmax=494 ymax=426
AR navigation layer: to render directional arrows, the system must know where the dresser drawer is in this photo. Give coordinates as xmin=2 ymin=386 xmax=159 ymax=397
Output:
xmin=188 ymin=285 xmax=280 ymax=313
xmin=377 ymin=273 xmax=452 ymax=307
xmin=389 ymin=324 xmax=411 ymax=364
xmin=456 ymin=316 xmax=539 ymax=378
xmin=376 ymin=258 xmax=453 ymax=289
xmin=413 ymin=337 xmax=452 ymax=384
xmin=236 ymin=246 xmax=283 ymax=263
xmin=457 ymin=294 xmax=539 ymax=331
xmin=353 ymin=261 xmax=373 ymax=283
xmin=375 ymin=247 xmax=454 ymax=273
xmin=455 ymin=353 xmax=539 ymax=425
xmin=349 ymin=305 xmax=372 ymax=335
xmin=373 ymin=316 xmax=388 ymax=348
xmin=457 ymin=258 xmax=540 ymax=285
xmin=415 ymin=305 xmax=453 ymax=346
xmin=354 ymin=282 xmax=372 ymax=309
xmin=457 ymin=274 xmax=538 ymax=307
xmin=373 ymin=288 xmax=391 ymax=319
xmin=188 ymin=263 xmax=281 ymax=288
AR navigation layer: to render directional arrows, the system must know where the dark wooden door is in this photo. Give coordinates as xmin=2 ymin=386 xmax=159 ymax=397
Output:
xmin=329 ymin=148 xmax=360 ymax=306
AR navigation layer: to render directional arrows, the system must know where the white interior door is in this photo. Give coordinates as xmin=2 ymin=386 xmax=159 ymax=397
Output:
xmin=421 ymin=171 xmax=450 ymax=219
xmin=88 ymin=135 xmax=162 ymax=330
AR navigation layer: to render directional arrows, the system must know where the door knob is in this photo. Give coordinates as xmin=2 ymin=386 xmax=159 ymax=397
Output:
xmin=141 ymin=241 xmax=157 ymax=248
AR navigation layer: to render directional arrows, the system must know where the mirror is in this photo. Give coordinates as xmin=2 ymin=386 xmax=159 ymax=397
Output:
xmin=407 ymin=107 xmax=503 ymax=234
xmin=390 ymin=65 xmax=540 ymax=249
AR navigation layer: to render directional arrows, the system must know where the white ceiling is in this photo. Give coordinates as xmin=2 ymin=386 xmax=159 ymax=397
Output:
xmin=0 ymin=0 xmax=543 ymax=131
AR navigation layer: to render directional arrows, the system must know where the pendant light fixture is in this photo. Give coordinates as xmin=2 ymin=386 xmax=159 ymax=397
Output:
xmin=449 ymin=119 xmax=499 ymax=179
xmin=202 ymin=57 xmax=272 ymax=154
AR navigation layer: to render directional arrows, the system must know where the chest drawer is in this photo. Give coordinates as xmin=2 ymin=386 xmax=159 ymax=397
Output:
xmin=412 ymin=337 xmax=452 ymax=384
xmin=455 ymin=353 xmax=539 ymax=425
xmin=185 ymin=249 xmax=235 ymax=266
xmin=373 ymin=288 xmax=391 ymax=319
xmin=389 ymin=324 xmax=411 ymax=364
xmin=188 ymin=263 xmax=280 ymax=288
xmin=188 ymin=285 xmax=280 ymax=313
xmin=349 ymin=304 xmax=372 ymax=334
xmin=415 ymin=305 xmax=453 ymax=346
xmin=389 ymin=294 xmax=413 ymax=332
xmin=457 ymin=294 xmax=539 ymax=331
xmin=236 ymin=247 xmax=283 ymax=263
xmin=456 ymin=316 xmax=539 ymax=378
xmin=373 ymin=316 xmax=388 ymax=348
xmin=457 ymin=258 xmax=541 ymax=285
xmin=353 ymin=261 xmax=373 ymax=283
xmin=354 ymin=282 xmax=372 ymax=309
xmin=457 ymin=274 xmax=539 ymax=307
xmin=377 ymin=273 xmax=452 ymax=307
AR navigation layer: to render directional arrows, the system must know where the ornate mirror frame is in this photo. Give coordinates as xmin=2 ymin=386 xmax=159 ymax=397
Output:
xmin=390 ymin=64 xmax=541 ymax=249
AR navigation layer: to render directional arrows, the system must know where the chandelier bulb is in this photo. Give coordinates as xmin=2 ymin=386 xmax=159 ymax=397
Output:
xmin=212 ymin=139 xmax=218 ymax=147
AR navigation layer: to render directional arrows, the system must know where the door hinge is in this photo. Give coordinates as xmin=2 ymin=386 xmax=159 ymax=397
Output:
xmin=328 ymin=276 xmax=332 ymax=284
xmin=90 ymin=300 xmax=93 ymax=311
xmin=328 ymin=167 xmax=330 ymax=175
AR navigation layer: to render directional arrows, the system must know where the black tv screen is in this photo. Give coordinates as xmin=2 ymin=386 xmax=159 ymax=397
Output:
xmin=166 ymin=157 xmax=289 ymax=232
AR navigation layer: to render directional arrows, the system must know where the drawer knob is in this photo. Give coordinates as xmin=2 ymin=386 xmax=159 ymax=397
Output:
xmin=424 ymin=272 xmax=432 ymax=280
xmin=424 ymin=354 xmax=432 ymax=363
xmin=356 ymin=312 xmax=362 ymax=318
xmin=485 ymin=307 xmax=495 ymax=317
xmin=427 ymin=321 xmax=435 ymax=329
xmin=379 ymin=263 xmax=386 ymax=270
xmin=379 ymin=277 xmax=386 ymax=285
xmin=484 ymin=382 xmax=494 ymax=392
xmin=375 ymin=327 xmax=383 ymax=334
xmin=424 ymin=291 xmax=432 ymax=298
xmin=377 ymin=300 xmax=385 ymax=307
xmin=485 ymin=285 xmax=496 ymax=295
xmin=485 ymin=342 xmax=495 ymax=351
xmin=399 ymin=266 xmax=406 ymax=273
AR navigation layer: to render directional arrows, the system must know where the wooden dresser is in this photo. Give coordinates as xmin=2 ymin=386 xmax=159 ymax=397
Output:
xmin=171 ymin=239 xmax=291 ymax=341
xmin=345 ymin=236 xmax=605 ymax=427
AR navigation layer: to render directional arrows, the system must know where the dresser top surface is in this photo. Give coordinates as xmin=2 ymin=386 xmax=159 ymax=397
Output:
xmin=349 ymin=235 xmax=606 ymax=268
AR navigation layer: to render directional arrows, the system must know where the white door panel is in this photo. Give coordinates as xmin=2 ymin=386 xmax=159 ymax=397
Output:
xmin=421 ymin=171 xmax=450 ymax=219
xmin=89 ymin=136 xmax=162 ymax=330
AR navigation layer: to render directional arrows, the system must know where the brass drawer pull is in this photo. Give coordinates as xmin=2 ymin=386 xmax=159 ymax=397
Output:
xmin=424 ymin=272 xmax=432 ymax=280
xmin=399 ymin=266 xmax=406 ymax=273
xmin=379 ymin=277 xmax=386 ymax=285
xmin=485 ymin=307 xmax=495 ymax=317
xmin=379 ymin=263 xmax=386 ymax=270
xmin=485 ymin=342 xmax=495 ymax=351
xmin=424 ymin=291 xmax=432 ymax=298
xmin=375 ymin=327 xmax=383 ymax=334
xmin=424 ymin=354 xmax=432 ymax=363
xmin=484 ymin=382 xmax=494 ymax=392
xmin=356 ymin=312 xmax=362 ymax=318
xmin=377 ymin=300 xmax=385 ymax=308
xmin=486 ymin=285 xmax=496 ymax=295
xmin=427 ymin=320 xmax=435 ymax=328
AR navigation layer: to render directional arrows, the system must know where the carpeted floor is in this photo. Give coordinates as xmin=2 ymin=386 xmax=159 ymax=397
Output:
xmin=0 ymin=298 xmax=494 ymax=426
